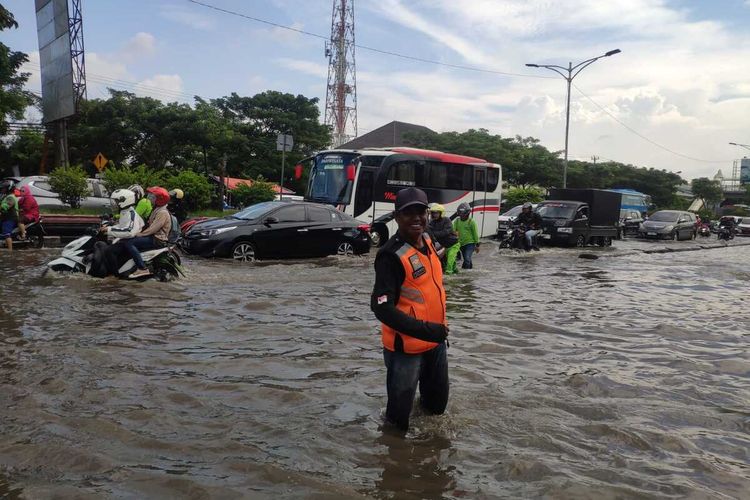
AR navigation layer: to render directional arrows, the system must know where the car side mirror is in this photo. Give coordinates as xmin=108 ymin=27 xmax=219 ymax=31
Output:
xmin=626 ymin=216 xmax=632 ymax=220
xmin=678 ymin=218 xmax=686 ymax=223
xmin=578 ymin=214 xmax=588 ymax=220
xmin=264 ymin=216 xmax=279 ymax=225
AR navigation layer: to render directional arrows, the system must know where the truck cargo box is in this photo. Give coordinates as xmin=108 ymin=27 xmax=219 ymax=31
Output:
xmin=547 ymin=188 xmax=621 ymax=226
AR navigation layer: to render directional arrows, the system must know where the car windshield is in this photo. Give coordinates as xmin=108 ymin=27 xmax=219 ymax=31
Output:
xmin=501 ymin=205 xmax=523 ymax=217
xmin=537 ymin=203 xmax=576 ymax=219
xmin=649 ymin=212 xmax=679 ymax=222
xmin=232 ymin=202 xmax=276 ymax=220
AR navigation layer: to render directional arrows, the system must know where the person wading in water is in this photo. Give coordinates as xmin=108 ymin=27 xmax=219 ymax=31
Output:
xmin=371 ymin=187 xmax=450 ymax=432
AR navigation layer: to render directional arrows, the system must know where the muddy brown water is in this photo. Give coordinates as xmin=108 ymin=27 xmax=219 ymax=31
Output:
xmin=1 ymin=238 xmax=748 ymax=499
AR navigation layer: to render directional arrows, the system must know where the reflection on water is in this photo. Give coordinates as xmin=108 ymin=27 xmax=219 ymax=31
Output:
xmin=0 ymin=240 xmax=749 ymax=498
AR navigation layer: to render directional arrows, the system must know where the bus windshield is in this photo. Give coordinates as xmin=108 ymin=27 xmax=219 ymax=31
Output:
xmin=306 ymin=152 xmax=360 ymax=205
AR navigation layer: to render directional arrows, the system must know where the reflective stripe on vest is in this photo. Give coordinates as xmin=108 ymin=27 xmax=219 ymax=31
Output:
xmin=382 ymin=233 xmax=447 ymax=354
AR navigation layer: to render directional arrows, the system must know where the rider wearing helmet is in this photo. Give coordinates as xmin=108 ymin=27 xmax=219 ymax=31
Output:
xmin=168 ymin=188 xmax=187 ymax=223
xmin=128 ymin=184 xmax=152 ymax=221
xmin=125 ymin=186 xmax=172 ymax=278
xmin=0 ymin=180 xmax=19 ymax=251
xmin=515 ymin=202 xmax=543 ymax=251
xmin=453 ymin=202 xmax=480 ymax=269
xmin=427 ymin=203 xmax=460 ymax=274
xmin=101 ymin=188 xmax=144 ymax=240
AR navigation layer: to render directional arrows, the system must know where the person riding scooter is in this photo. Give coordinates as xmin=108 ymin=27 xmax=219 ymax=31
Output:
xmin=124 ymin=186 xmax=172 ymax=278
xmin=129 ymin=184 xmax=152 ymax=221
xmin=16 ymin=186 xmax=39 ymax=240
xmin=515 ymin=202 xmax=543 ymax=251
xmin=427 ymin=203 xmax=460 ymax=275
xmin=0 ymin=180 xmax=19 ymax=251
xmin=91 ymin=189 xmax=145 ymax=277
xmin=168 ymin=188 xmax=188 ymax=223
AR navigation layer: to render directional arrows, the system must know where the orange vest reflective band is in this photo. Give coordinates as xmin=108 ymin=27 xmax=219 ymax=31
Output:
xmin=382 ymin=234 xmax=447 ymax=354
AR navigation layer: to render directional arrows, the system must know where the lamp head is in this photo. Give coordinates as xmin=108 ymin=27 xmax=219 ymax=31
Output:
xmin=605 ymin=49 xmax=621 ymax=57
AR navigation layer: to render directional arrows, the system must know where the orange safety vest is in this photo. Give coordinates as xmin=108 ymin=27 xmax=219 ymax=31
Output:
xmin=382 ymin=233 xmax=447 ymax=354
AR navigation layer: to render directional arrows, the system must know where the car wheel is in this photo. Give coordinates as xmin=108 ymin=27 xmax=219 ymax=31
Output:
xmin=575 ymin=235 xmax=586 ymax=247
xmin=337 ymin=241 xmax=354 ymax=256
xmin=30 ymin=235 xmax=44 ymax=248
xmin=370 ymin=224 xmax=388 ymax=248
xmin=671 ymin=231 xmax=678 ymax=241
xmin=232 ymin=241 xmax=257 ymax=262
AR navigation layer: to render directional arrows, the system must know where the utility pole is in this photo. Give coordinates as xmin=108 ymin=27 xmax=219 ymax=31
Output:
xmin=591 ymin=155 xmax=599 ymax=164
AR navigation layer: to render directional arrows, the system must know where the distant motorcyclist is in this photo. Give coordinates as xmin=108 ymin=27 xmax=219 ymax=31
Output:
xmin=427 ymin=203 xmax=460 ymax=275
xmin=16 ymin=185 xmax=39 ymax=240
xmin=453 ymin=203 xmax=480 ymax=269
xmin=515 ymin=202 xmax=543 ymax=251
xmin=0 ymin=180 xmax=19 ymax=251
xmin=168 ymin=188 xmax=187 ymax=223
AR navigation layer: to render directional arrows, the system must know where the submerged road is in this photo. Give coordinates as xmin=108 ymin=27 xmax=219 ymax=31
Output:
xmin=1 ymin=237 xmax=748 ymax=498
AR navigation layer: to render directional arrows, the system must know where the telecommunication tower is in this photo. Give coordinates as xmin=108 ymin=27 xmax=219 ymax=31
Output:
xmin=324 ymin=0 xmax=357 ymax=147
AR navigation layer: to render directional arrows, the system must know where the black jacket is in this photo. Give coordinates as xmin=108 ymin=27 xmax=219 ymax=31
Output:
xmin=516 ymin=210 xmax=542 ymax=229
xmin=427 ymin=217 xmax=458 ymax=247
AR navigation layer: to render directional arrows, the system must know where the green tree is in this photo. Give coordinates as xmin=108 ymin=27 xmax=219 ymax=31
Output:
xmin=503 ymin=186 xmax=545 ymax=208
xmin=5 ymin=128 xmax=44 ymax=175
xmin=48 ymin=166 xmax=90 ymax=208
xmin=102 ymin=164 xmax=167 ymax=193
xmin=691 ymin=177 xmax=723 ymax=210
xmin=231 ymin=178 xmax=276 ymax=208
xmin=166 ymin=170 xmax=212 ymax=211
xmin=0 ymin=6 xmax=34 ymax=137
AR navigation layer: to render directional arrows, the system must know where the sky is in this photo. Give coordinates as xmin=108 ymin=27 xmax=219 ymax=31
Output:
xmin=4 ymin=0 xmax=750 ymax=180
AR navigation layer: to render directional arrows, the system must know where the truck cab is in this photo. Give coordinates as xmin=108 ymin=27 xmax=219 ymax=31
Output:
xmin=539 ymin=189 xmax=622 ymax=247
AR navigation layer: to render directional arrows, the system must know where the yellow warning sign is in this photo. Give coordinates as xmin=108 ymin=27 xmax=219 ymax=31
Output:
xmin=93 ymin=152 xmax=108 ymax=172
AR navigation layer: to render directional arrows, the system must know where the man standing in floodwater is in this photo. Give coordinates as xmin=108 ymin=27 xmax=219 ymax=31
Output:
xmin=371 ymin=187 xmax=450 ymax=432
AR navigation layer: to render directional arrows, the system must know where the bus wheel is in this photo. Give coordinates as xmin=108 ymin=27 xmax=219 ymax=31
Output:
xmin=371 ymin=225 xmax=388 ymax=247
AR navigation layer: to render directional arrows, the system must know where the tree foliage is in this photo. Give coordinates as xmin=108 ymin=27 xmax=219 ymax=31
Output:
xmin=690 ymin=177 xmax=723 ymax=205
xmin=48 ymin=166 xmax=90 ymax=208
xmin=503 ymin=186 xmax=545 ymax=208
xmin=231 ymin=178 xmax=276 ymax=208
xmin=0 ymin=6 xmax=34 ymax=137
xmin=165 ymin=170 xmax=212 ymax=211
xmin=102 ymin=164 xmax=167 ymax=193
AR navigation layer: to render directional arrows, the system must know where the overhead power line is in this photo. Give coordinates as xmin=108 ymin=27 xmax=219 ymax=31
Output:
xmin=572 ymin=83 xmax=732 ymax=164
xmin=185 ymin=0 xmax=554 ymax=79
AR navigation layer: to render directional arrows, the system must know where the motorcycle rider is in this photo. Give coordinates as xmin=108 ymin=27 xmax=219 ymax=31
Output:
xmin=125 ymin=187 xmax=172 ymax=278
xmin=16 ymin=185 xmax=40 ymax=240
xmin=0 ymin=180 xmax=19 ymax=251
xmin=100 ymin=189 xmax=144 ymax=241
xmin=453 ymin=203 xmax=480 ymax=269
xmin=168 ymin=188 xmax=187 ymax=223
xmin=515 ymin=202 xmax=543 ymax=251
xmin=427 ymin=203 xmax=460 ymax=275
xmin=129 ymin=184 xmax=152 ymax=221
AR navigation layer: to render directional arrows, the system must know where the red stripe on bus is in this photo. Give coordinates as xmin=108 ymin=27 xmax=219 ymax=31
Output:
xmin=471 ymin=206 xmax=500 ymax=213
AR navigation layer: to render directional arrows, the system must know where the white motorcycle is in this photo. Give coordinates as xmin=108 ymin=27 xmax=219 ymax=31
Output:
xmin=47 ymin=233 xmax=183 ymax=281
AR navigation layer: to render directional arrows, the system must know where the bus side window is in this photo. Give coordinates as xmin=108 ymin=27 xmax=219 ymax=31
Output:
xmin=475 ymin=169 xmax=486 ymax=191
xmin=387 ymin=161 xmax=417 ymax=186
xmin=487 ymin=168 xmax=499 ymax=192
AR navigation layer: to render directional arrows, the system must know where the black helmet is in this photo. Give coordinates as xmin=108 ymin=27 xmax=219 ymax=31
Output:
xmin=0 ymin=179 xmax=14 ymax=194
xmin=456 ymin=202 xmax=471 ymax=216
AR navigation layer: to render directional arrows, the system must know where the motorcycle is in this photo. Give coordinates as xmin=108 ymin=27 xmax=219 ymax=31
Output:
xmin=5 ymin=219 xmax=45 ymax=248
xmin=697 ymin=224 xmax=711 ymax=237
xmin=499 ymin=225 xmax=542 ymax=251
xmin=717 ymin=225 xmax=734 ymax=241
xmin=47 ymin=230 xmax=184 ymax=281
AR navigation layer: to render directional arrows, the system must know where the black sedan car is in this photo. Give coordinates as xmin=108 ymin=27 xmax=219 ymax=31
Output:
xmin=182 ymin=201 xmax=371 ymax=261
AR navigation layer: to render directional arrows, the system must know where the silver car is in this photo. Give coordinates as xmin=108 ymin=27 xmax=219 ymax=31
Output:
xmin=9 ymin=176 xmax=111 ymax=210
xmin=639 ymin=210 xmax=696 ymax=240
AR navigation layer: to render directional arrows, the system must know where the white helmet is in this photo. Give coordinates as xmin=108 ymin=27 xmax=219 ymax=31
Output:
xmin=110 ymin=188 xmax=137 ymax=210
xmin=127 ymin=184 xmax=145 ymax=201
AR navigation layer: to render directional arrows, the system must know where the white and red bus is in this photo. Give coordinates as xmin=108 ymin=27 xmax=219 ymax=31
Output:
xmin=302 ymin=147 xmax=501 ymax=246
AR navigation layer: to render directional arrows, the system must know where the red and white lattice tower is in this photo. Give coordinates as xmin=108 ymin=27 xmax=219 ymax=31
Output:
xmin=324 ymin=0 xmax=357 ymax=147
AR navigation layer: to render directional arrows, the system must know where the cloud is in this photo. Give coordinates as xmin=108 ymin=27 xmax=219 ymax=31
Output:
xmin=120 ymin=32 xmax=157 ymax=62
xmin=160 ymin=4 xmax=216 ymax=30
xmin=277 ymin=58 xmax=328 ymax=78
xmin=134 ymin=74 xmax=185 ymax=100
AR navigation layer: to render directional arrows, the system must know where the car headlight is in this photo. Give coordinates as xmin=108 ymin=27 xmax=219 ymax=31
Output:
xmin=196 ymin=226 xmax=237 ymax=237
xmin=664 ymin=225 xmax=674 ymax=232
xmin=557 ymin=227 xmax=573 ymax=233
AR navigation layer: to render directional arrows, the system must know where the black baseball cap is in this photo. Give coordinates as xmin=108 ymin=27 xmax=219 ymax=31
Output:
xmin=395 ymin=187 xmax=429 ymax=212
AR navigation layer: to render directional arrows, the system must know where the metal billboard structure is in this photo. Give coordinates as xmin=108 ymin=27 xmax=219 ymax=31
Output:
xmin=35 ymin=0 xmax=87 ymax=169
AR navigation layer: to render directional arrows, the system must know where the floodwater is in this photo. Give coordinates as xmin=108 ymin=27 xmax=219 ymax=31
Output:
xmin=1 ymin=237 xmax=748 ymax=499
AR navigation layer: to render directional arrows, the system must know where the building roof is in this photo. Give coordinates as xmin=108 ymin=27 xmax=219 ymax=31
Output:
xmin=339 ymin=121 xmax=435 ymax=149
xmin=210 ymin=175 xmax=294 ymax=194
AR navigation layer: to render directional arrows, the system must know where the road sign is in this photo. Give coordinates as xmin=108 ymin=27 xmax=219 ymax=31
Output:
xmin=93 ymin=152 xmax=108 ymax=171
xmin=276 ymin=134 xmax=293 ymax=152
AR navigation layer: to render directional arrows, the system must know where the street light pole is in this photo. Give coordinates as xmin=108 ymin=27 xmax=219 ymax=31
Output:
xmin=729 ymin=141 xmax=750 ymax=152
xmin=526 ymin=49 xmax=621 ymax=188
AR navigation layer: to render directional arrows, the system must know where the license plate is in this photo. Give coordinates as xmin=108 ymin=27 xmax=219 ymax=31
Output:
xmin=647 ymin=232 xmax=656 ymax=236
xmin=542 ymin=234 xmax=551 ymax=239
